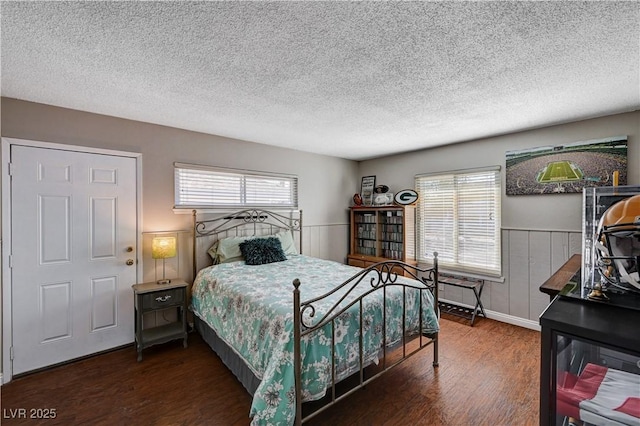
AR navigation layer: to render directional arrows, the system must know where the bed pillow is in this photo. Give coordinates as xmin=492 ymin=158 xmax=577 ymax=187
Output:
xmin=275 ymin=230 xmax=298 ymax=256
xmin=239 ymin=237 xmax=287 ymax=265
xmin=207 ymin=231 xmax=298 ymax=263
xmin=210 ymin=235 xmax=251 ymax=264
xmin=207 ymin=241 xmax=221 ymax=264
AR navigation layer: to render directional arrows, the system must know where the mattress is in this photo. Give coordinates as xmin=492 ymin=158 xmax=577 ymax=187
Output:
xmin=191 ymin=254 xmax=439 ymax=426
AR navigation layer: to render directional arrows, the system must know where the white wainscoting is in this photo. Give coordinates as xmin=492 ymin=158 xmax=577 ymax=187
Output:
xmin=186 ymin=223 xmax=573 ymax=327
xmin=301 ymin=223 xmax=551 ymax=328
xmin=305 ymin=225 xmax=580 ymax=327
xmin=301 ymin=224 xmax=350 ymax=263
xmin=439 ymin=228 xmax=582 ymax=324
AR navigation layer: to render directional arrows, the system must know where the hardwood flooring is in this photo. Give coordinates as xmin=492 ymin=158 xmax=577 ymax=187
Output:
xmin=1 ymin=317 xmax=540 ymax=425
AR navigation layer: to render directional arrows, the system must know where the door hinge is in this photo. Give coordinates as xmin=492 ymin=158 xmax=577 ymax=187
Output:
xmin=8 ymin=162 xmax=14 ymax=176
xmin=10 ymin=346 xmax=14 ymax=361
xmin=8 ymin=254 xmax=13 ymax=268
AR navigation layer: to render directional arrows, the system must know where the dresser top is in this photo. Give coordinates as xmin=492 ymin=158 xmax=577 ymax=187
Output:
xmin=540 ymin=296 xmax=640 ymax=352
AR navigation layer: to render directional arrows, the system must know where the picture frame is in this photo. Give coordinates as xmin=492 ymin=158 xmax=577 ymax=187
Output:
xmin=505 ymin=136 xmax=627 ymax=195
xmin=360 ymin=175 xmax=376 ymax=206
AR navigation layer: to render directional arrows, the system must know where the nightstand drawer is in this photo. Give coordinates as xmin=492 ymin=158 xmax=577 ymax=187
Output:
xmin=141 ymin=288 xmax=184 ymax=310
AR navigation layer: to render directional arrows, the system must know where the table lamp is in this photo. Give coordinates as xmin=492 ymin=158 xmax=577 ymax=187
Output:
xmin=152 ymin=236 xmax=176 ymax=284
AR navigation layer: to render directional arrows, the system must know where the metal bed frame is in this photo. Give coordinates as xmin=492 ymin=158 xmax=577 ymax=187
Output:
xmin=191 ymin=208 xmax=302 ymax=279
xmin=191 ymin=209 xmax=439 ymax=425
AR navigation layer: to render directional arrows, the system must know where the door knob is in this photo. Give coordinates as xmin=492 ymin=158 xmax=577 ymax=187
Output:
xmin=126 ymin=246 xmax=134 ymax=252
xmin=126 ymin=259 xmax=135 ymax=266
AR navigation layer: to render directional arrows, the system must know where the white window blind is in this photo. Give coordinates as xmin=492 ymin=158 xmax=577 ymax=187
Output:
xmin=174 ymin=163 xmax=298 ymax=209
xmin=415 ymin=167 xmax=501 ymax=277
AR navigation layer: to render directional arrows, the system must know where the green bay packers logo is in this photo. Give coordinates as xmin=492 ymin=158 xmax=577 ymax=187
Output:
xmin=394 ymin=189 xmax=418 ymax=205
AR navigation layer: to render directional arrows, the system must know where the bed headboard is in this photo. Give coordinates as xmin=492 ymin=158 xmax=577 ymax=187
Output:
xmin=191 ymin=209 xmax=302 ymax=277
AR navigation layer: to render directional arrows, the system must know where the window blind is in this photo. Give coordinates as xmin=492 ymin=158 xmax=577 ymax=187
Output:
xmin=415 ymin=167 xmax=501 ymax=277
xmin=174 ymin=163 xmax=298 ymax=209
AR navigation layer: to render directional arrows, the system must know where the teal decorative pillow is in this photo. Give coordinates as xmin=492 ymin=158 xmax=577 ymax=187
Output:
xmin=239 ymin=237 xmax=287 ymax=265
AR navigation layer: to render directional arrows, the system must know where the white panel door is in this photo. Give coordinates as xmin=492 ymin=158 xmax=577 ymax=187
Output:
xmin=11 ymin=145 xmax=137 ymax=375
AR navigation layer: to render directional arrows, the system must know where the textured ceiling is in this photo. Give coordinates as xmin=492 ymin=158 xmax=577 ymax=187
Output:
xmin=1 ymin=1 xmax=639 ymax=161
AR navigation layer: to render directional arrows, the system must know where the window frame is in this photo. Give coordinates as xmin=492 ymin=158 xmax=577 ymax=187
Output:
xmin=415 ymin=166 xmax=502 ymax=278
xmin=174 ymin=162 xmax=298 ymax=210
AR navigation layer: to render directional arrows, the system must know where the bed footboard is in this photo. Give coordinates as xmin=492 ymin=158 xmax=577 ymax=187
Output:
xmin=292 ymin=253 xmax=439 ymax=425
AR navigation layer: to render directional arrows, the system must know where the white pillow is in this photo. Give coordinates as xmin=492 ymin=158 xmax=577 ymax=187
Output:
xmin=275 ymin=230 xmax=298 ymax=256
xmin=216 ymin=235 xmax=250 ymax=263
xmin=207 ymin=240 xmax=220 ymax=264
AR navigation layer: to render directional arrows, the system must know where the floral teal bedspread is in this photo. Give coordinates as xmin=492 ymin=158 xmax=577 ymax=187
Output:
xmin=191 ymin=255 xmax=439 ymax=426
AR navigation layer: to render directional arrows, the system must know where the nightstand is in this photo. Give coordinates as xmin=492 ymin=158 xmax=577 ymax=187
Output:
xmin=132 ymin=279 xmax=188 ymax=361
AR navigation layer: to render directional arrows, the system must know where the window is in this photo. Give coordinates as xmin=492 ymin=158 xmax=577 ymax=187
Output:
xmin=174 ymin=163 xmax=298 ymax=209
xmin=415 ymin=167 xmax=501 ymax=277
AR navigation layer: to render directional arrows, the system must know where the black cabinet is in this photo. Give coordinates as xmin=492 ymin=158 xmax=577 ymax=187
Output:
xmin=539 ymin=297 xmax=640 ymax=426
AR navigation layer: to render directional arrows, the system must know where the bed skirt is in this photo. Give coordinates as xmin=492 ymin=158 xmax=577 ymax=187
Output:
xmin=194 ymin=315 xmax=261 ymax=396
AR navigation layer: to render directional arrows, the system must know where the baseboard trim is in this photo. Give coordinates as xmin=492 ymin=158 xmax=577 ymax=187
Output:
xmin=439 ymin=298 xmax=541 ymax=331
xmin=485 ymin=310 xmax=540 ymax=331
xmin=7 ymin=341 xmax=134 ymax=383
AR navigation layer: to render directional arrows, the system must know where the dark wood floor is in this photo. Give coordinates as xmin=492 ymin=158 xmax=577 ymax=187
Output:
xmin=1 ymin=316 xmax=540 ymax=425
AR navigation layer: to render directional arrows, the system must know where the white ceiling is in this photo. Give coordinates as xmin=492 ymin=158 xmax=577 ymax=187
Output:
xmin=1 ymin=1 xmax=639 ymax=161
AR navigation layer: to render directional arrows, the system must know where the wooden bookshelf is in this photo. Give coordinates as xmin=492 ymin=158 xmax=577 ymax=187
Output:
xmin=347 ymin=205 xmax=416 ymax=275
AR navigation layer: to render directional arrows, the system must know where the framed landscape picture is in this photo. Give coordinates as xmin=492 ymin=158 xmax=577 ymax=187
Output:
xmin=505 ymin=136 xmax=628 ymax=195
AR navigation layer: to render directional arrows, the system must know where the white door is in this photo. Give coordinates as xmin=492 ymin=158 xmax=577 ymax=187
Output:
xmin=10 ymin=145 xmax=138 ymax=375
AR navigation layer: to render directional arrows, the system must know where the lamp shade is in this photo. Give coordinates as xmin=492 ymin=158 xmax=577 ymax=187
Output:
xmin=152 ymin=236 xmax=177 ymax=259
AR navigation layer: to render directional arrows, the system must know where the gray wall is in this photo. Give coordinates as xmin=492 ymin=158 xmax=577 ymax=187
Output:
xmin=0 ymin=97 xmax=357 ymax=271
xmin=359 ymin=111 xmax=640 ymax=326
xmin=1 ymin=97 xmax=638 ymax=376
xmin=1 ymin=98 xmax=357 ymax=234
xmin=0 ymin=97 xmax=357 ymax=378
